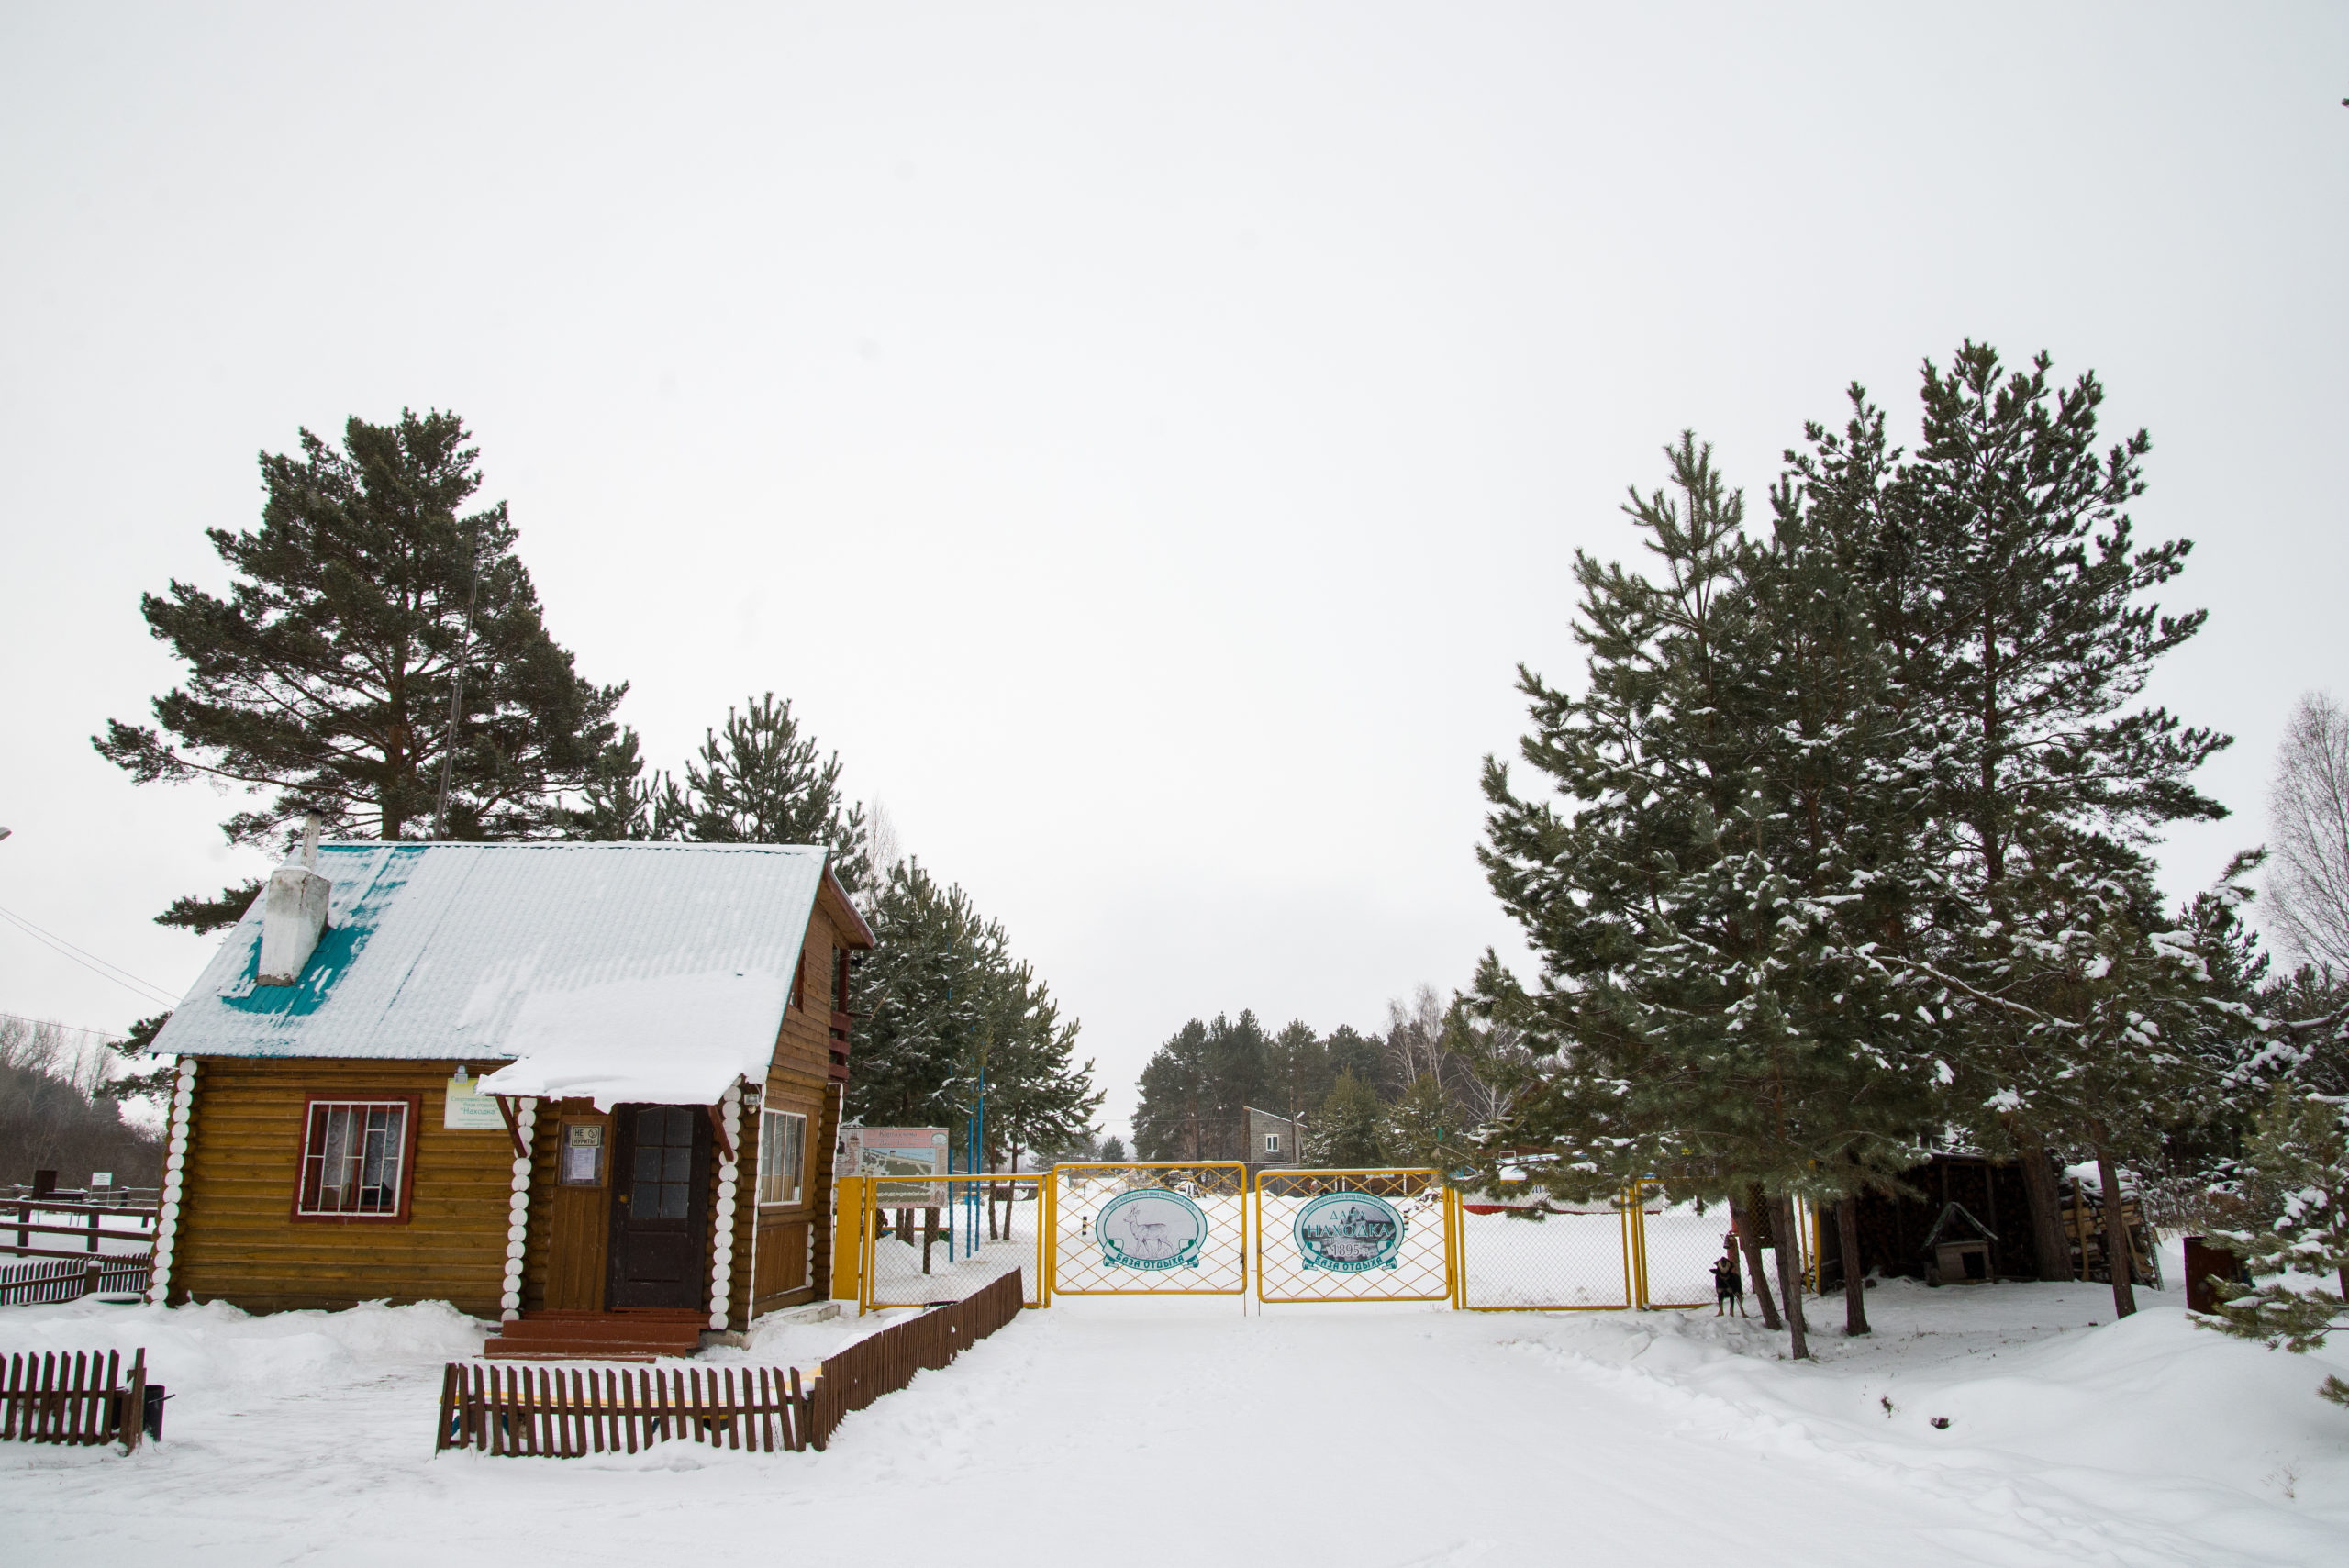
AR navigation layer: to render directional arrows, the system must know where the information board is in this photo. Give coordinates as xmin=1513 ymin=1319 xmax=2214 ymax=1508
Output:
xmin=443 ymin=1072 xmax=507 ymax=1130
xmin=842 ymin=1126 xmax=950 ymax=1207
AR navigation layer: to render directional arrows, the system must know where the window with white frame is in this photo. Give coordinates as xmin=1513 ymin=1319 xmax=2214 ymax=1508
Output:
xmin=296 ymin=1100 xmax=411 ymax=1216
xmin=1264 ymin=1132 xmax=1281 ymax=1154
xmin=759 ymin=1108 xmax=807 ymax=1206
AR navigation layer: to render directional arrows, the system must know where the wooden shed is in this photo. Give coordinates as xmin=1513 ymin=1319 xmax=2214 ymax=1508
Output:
xmin=1820 ymin=1153 xmax=2048 ymax=1285
xmin=144 ymin=840 xmax=873 ymax=1358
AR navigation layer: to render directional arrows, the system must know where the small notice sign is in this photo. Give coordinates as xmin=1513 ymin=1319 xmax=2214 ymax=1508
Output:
xmin=443 ymin=1073 xmax=506 ymax=1130
xmin=842 ymin=1127 xmax=950 ymax=1207
xmin=561 ymin=1123 xmax=606 ymax=1185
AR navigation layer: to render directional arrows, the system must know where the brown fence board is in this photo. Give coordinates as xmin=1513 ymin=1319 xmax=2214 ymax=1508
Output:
xmin=2 ymin=1347 xmax=147 ymax=1452
xmin=435 ymin=1268 xmax=1023 ymax=1458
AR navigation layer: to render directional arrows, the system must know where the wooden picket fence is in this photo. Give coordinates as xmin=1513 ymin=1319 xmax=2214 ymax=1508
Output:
xmin=2 ymin=1349 xmax=153 ymax=1452
xmin=1 ymin=1254 xmax=155 ymax=1307
xmin=437 ymin=1268 xmax=1025 ymax=1458
xmin=807 ymin=1263 xmax=1024 ymax=1445
xmin=438 ymin=1362 xmax=811 ymax=1455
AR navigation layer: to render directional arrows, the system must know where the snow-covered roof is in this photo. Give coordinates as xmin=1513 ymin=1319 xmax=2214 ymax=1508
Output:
xmin=150 ymin=841 xmax=841 ymax=1107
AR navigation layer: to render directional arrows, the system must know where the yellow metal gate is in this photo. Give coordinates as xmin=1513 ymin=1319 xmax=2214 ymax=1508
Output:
xmin=836 ymin=1166 xmax=1820 ymax=1317
xmin=1254 ymin=1169 xmax=1454 ymax=1305
xmin=859 ymin=1173 xmax=1046 ymax=1312
xmin=1046 ymin=1162 xmax=1250 ymax=1299
xmin=1453 ymin=1193 xmax=1635 ymax=1311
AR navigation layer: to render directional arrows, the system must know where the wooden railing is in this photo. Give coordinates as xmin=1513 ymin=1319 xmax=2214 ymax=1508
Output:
xmin=2 ymin=1349 xmax=155 ymax=1452
xmin=1 ymin=1184 xmax=161 ymax=1205
xmin=5 ymin=1196 xmax=161 ymax=1262
xmin=437 ymin=1267 xmax=1025 ymax=1458
xmin=0 ymin=1254 xmax=154 ymax=1306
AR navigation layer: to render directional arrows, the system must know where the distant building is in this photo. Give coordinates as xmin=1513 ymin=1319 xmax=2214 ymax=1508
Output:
xmin=1244 ymin=1106 xmax=1297 ymax=1176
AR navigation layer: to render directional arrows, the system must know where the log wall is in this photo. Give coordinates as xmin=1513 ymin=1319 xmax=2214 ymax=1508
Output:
xmin=748 ymin=893 xmax=855 ymax=1318
xmin=171 ymin=1057 xmax=511 ymax=1316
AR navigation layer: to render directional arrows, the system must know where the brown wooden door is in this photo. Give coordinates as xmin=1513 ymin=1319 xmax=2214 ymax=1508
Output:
xmin=546 ymin=1112 xmax=614 ymax=1309
xmin=607 ymin=1106 xmax=711 ymax=1310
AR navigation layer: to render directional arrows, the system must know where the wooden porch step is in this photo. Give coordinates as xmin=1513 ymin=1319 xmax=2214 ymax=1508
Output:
xmin=482 ymin=1310 xmax=706 ymax=1361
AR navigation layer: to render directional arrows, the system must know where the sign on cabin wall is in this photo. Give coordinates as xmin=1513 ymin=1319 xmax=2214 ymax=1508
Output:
xmin=560 ymin=1122 xmax=607 ymax=1185
xmin=841 ymin=1127 xmax=949 ymax=1207
xmin=443 ymin=1071 xmax=507 ymax=1130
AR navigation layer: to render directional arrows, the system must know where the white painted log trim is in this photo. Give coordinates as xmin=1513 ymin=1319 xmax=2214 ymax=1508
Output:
xmin=148 ymin=1057 xmax=199 ymax=1304
xmin=711 ymin=1082 xmax=743 ymax=1329
xmin=499 ymin=1097 xmax=538 ymax=1320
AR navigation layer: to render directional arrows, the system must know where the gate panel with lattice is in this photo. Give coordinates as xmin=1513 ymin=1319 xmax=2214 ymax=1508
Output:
xmin=1047 ymin=1163 xmax=1249 ymax=1297
xmin=1254 ymin=1169 xmax=1453 ymax=1304
xmin=862 ymin=1173 xmax=1045 ymax=1310
xmin=1628 ymin=1182 xmax=1732 ymax=1310
xmin=1454 ymin=1196 xmax=1634 ymax=1311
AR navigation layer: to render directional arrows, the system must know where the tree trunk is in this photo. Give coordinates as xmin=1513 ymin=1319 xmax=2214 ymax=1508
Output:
xmin=2015 ymin=1134 xmax=2072 ymax=1281
xmin=1836 ymin=1195 xmax=1870 ymax=1337
xmin=2094 ymin=1144 xmax=2137 ymax=1318
xmin=1773 ymin=1193 xmax=1810 ymax=1359
xmin=1732 ymin=1189 xmax=1782 ymax=1330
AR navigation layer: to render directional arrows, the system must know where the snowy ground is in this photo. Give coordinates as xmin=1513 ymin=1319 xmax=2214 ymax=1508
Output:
xmin=5 ymin=1249 xmax=2344 ymax=1566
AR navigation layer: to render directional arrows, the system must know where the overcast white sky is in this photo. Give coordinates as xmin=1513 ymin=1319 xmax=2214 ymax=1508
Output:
xmin=3 ymin=5 xmax=2343 ymax=1141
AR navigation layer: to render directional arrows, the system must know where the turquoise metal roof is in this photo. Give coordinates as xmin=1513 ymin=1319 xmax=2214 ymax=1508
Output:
xmin=149 ymin=841 xmax=830 ymax=1067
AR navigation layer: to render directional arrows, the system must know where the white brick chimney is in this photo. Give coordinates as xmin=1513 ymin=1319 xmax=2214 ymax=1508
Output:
xmin=256 ymin=816 xmax=330 ymax=986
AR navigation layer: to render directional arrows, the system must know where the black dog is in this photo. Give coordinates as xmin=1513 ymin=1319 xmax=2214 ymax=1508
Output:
xmin=1711 ymin=1254 xmax=1745 ymax=1317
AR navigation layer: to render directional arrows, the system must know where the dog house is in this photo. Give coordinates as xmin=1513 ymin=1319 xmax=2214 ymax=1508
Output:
xmin=1918 ymin=1201 xmax=1997 ymax=1285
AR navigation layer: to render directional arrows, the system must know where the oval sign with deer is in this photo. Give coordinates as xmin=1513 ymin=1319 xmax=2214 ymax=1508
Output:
xmin=1096 ymin=1188 xmax=1208 ymax=1272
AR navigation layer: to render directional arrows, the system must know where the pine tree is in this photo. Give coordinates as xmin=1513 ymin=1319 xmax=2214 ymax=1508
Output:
xmin=566 ymin=725 xmax=658 ymax=842
xmin=847 ymin=859 xmax=1095 ymax=1171
xmin=95 ymin=1013 xmax=177 ymax=1106
xmin=1323 ymin=1026 xmax=1382 ymax=1089
xmin=2202 ymin=1087 xmax=2349 ymax=1408
xmin=1203 ymin=1012 xmax=1271 ymax=1159
xmin=1098 ymin=1134 xmax=1128 ymax=1162
xmin=1133 ymin=1020 xmax=1212 ymax=1160
xmin=1475 ymin=434 xmax=1943 ymax=1355
xmin=1131 ymin=1013 xmax=1281 ymax=1161
xmin=1306 ymin=1073 xmax=1386 ymax=1167
xmin=974 ymin=944 xmax=1101 ymax=1168
xmin=847 ymin=861 xmax=990 ymax=1128
xmin=656 ymin=693 xmax=870 ymax=889
xmin=1834 ymin=348 xmax=2227 ymax=1284
xmin=1266 ymin=1019 xmax=1325 ymax=1142
xmin=97 ymin=411 xmax=628 ymax=926
xmin=1381 ymin=1074 xmax=1454 ymax=1170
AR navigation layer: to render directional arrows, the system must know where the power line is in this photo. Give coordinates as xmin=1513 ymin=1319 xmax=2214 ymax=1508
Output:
xmin=0 ymin=1010 xmax=128 ymax=1041
xmin=0 ymin=905 xmax=181 ymax=1007
xmin=0 ymin=903 xmax=180 ymax=997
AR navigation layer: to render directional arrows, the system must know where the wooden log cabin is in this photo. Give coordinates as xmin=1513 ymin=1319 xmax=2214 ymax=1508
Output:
xmin=144 ymin=839 xmax=873 ymax=1358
